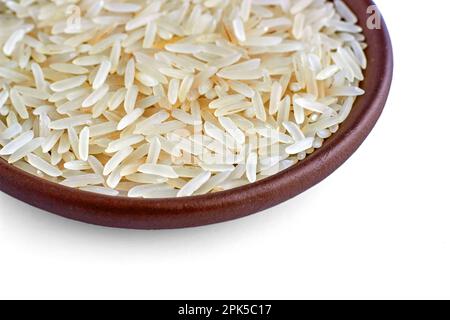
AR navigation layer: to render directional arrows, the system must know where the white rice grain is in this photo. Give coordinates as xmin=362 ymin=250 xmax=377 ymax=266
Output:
xmin=82 ymin=84 xmax=110 ymax=108
xmin=78 ymin=127 xmax=90 ymax=161
xmin=61 ymin=174 xmax=104 ymax=188
xmin=117 ymin=108 xmax=145 ymax=131
xmin=27 ymin=153 xmax=62 ymax=177
xmin=0 ymin=131 xmax=34 ymax=155
xmin=49 ymin=76 xmax=87 ymax=93
xmin=92 ymin=60 xmax=112 ymax=90
xmin=103 ymin=146 xmax=134 ymax=175
xmin=177 ymin=171 xmax=211 ymax=197
xmin=138 ymin=164 xmax=179 ymax=179
xmin=104 ymin=2 xmax=141 ymax=13
xmin=8 ymin=138 xmax=44 ymax=163
xmin=246 ymin=152 xmax=258 ymax=183
xmin=124 ymin=85 xmax=139 ymax=113
xmin=285 ymin=137 xmax=315 ymax=155
xmin=10 ymin=89 xmax=29 ymax=119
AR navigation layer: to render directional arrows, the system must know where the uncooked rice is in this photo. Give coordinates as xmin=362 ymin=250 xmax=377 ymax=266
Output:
xmin=0 ymin=0 xmax=366 ymax=198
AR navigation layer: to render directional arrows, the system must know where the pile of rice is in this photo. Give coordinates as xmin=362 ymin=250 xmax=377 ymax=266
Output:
xmin=0 ymin=0 xmax=366 ymax=198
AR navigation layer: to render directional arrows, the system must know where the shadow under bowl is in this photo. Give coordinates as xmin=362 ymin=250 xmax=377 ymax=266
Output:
xmin=0 ymin=0 xmax=393 ymax=229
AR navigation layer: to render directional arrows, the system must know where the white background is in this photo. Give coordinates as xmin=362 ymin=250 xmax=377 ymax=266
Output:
xmin=1 ymin=0 xmax=449 ymax=300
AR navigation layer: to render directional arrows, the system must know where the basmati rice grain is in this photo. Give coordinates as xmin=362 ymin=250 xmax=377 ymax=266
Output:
xmin=31 ymin=62 xmax=46 ymax=91
xmin=88 ymin=155 xmax=105 ymax=178
xmin=108 ymin=40 xmax=121 ymax=67
xmin=177 ymin=171 xmax=212 ymax=197
xmin=27 ymin=153 xmax=62 ymax=177
xmin=219 ymin=116 xmax=246 ymax=145
xmin=316 ymin=65 xmax=340 ymax=80
xmin=64 ymin=160 xmax=91 ymax=171
xmin=334 ymin=0 xmax=358 ymax=23
xmin=8 ymin=137 xmax=44 ymax=164
xmin=103 ymin=146 xmax=134 ymax=176
xmin=240 ymin=0 xmax=252 ymax=21
xmin=232 ymin=17 xmax=247 ymax=42
xmin=10 ymin=89 xmax=29 ymax=119
xmin=82 ymin=84 xmax=110 ymax=108
xmin=108 ymin=88 xmax=127 ymax=111
xmin=79 ymin=127 xmax=90 ymax=161
xmin=0 ymin=67 xmax=29 ymax=82
xmin=228 ymin=81 xmax=255 ymax=98
xmin=61 ymin=174 xmax=103 ymax=188
xmin=138 ymin=164 xmax=179 ymax=179
xmin=42 ymin=131 xmax=63 ymax=153
xmin=3 ymin=29 xmax=26 ymax=56
xmin=147 ymin=137 xmax=161 ymax=164
xmin=242 ymin=36 xmax=283 ymax=47
xmin=143 ymin=22 xmax=157 ymax=49
xmin=285 ymin=137 xmax=315 ymax=155
xmin=50 ymin=63 xmax=89 ymax=75
xmin=73 ymin=55 xmax=106 ymax=66
xmin=165 ymin=43 xmax=203 ymax=54
xmin=269 ymin=81 xmax=283 ymax=115
xmin=104 ymin=2 xmax=142 ymax=13
xmin=0 ymin=91 xmax=9 ymax=109
xmin=195 ymin=171 xmax=232 ymax=195
xmin=105 ymin=134 xmax=144 ymax=153
xmin=294 ymin=96 xmax=333 ymax=114
xmin=124 ymin=59 xmax=135 ymax=89
xmin=49 ymin=76 xmax=87 ymax=93
xmin=252 ymin=91 xmax=267 ymax=122
xmin=117 ymin=108 xmax=145 ymax=131
xmin=92 ymin=60 xmax=112 ymax=90
xmin=128 ymin=184 xmax=176 ymax=198
xmin=168 ymin=78 xmax=180 ymax=105
xmin=124 ymin=85 xmax=139 ymax=113
xmin=80 ymin=186 xmax=119 ymax=196
xmin=179 ymin=75 xmax=194 ymax=103
xmin=283 ymin=121 xmax=305 ymax=142
xmin=277 ymin=96 xmax=291 ymax=126
xmin=246 ymin=152 xmax=258 ymax=183
xmin=0 ymin=123 xmax=22 ymax=140
xmin=217 ymin=68 xmax=264 ymax=81
xmin=0 ymin=130 xmax=34 ymax=155
xmin=293 ymin=98 xmax=305 ymax=124
xmin=327 ymin=86 xmax=365 ymax=97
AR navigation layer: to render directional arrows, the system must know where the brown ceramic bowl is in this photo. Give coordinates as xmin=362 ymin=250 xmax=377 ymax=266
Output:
xmin=0 ymin=0 xmax=393 ymax=229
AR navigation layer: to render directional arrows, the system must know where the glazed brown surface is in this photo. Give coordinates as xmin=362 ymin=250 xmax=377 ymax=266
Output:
xmin=0 ymin=0 xmax=393 ymax=229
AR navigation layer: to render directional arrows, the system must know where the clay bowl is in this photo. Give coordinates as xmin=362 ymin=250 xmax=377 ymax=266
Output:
xmin=0 ymin=0 xmax=393 ymax=229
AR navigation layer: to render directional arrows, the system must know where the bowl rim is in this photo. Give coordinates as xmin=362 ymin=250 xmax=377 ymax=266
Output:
xmin=0 ymin=0 xmax=393 ymax=229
